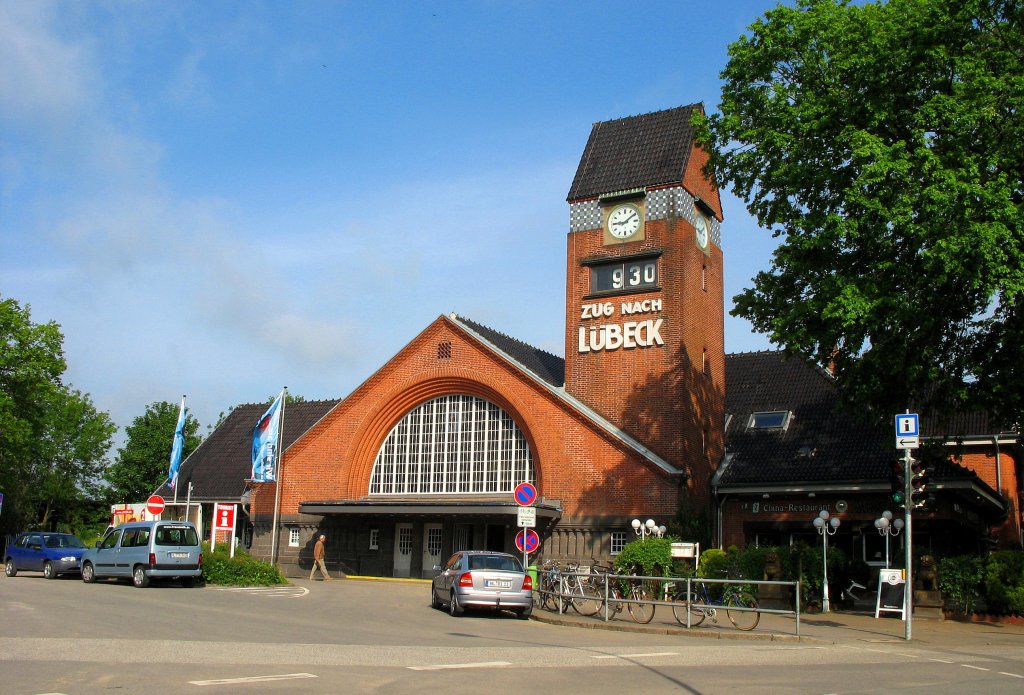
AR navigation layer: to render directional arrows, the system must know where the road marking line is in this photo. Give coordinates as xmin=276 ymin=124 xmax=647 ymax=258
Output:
xmin=408 ymin=661 xmax=512 ymax=671
xmin=592 ymin=652 xmax=679 ymax=659
xmin=190 ymin=673 xmax=317 ymax=686
xmin=962 ymin=664 xmax=989 ymax=671
xmin=929 ymin=658 xmax=955 ymax=663
xmin=998 ymin=672 xmax=1023 ymax=678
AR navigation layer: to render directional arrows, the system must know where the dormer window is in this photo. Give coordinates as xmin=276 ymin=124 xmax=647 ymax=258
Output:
xmin=747 ymin=411 xmax=792 ymax=430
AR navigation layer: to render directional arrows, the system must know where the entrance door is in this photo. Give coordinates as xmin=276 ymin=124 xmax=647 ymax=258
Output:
xmin=486 ymin=524 xmax=505 ymax=552
xmin=422 ymin=523 xmax=443 ymax=576
xmin=393 ymin=523 xmax=413 ymax=578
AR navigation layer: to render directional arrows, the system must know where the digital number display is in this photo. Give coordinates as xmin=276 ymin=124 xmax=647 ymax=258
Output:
xmin=591 ymin=260 xmax=658 ymax=294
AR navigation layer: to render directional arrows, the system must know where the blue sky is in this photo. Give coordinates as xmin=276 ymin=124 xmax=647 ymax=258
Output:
xmin=1 ymin=0 xmax=780 ymax=443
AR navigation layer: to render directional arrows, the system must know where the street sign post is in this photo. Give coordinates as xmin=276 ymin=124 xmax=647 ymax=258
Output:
xmin=513 ymin=482 xmax=539 ymax=569
xmin=894 ymin=412 xmax=919 ymax=641
xmin=211 ymin=503 xmax=238 ymax=557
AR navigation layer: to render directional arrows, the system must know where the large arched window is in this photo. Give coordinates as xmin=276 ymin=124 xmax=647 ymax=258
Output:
xmin=369 ymin=394 xmax=534 ymax=495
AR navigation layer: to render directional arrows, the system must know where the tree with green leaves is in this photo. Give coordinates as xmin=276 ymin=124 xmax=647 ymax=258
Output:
xmin=0 ymin=296 xmax=115 ymax=534
xmin=105 ymin=401 xmax=202 ymax=501
xmin=699 ymin=0 xmax=1023 ymax=425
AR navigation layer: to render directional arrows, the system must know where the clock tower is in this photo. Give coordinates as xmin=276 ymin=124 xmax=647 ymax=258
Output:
xmin=564 ymin=105 xmax=725 ymax=501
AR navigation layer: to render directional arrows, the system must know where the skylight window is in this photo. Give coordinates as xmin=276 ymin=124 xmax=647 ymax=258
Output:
xmin=747 ymin=411 xmax=792 ymax=430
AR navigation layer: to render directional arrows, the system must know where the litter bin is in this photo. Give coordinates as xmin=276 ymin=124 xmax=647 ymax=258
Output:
xmin=528 ymin=564 xmax=538 ymax=589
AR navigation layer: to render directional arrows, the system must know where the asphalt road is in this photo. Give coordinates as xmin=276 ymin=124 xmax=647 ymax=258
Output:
xmin=2 ymin=573 xmax=1022 ymax=694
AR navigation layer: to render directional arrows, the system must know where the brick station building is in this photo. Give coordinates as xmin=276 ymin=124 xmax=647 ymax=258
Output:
xmin=186 ymin=104 xmax=1021 ymax=579
xmin=245 ymin=105 xmax=727 ymax=577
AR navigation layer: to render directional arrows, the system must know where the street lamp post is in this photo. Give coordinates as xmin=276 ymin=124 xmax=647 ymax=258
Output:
xmin=631 ymin=518 xmax=666 ymax=540
xmin=812 ymin=510 xmax=840 ymax=613
xmin=874 ymin=510 xmax=904 ymax=569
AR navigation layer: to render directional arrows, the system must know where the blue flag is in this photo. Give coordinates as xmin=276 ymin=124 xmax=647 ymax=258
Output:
xmin=252 ymin=392 xmax=284 ymax=482
xmin=167 ymin=396 xmax=187 ymax=488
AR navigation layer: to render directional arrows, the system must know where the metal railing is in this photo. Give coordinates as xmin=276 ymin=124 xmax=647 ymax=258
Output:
xmin=536 ymin=566 xmax=803 ymax=637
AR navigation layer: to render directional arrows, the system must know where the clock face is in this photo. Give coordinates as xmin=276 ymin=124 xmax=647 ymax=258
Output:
xmin=607 ymin=203 xmax=642 ymax=240
xmin=695 ymin=213 xmax=710 ymax=250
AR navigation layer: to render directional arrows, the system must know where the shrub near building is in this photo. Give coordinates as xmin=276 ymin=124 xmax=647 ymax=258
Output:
xmin=201 ymin=543 xmax=286 ymax=586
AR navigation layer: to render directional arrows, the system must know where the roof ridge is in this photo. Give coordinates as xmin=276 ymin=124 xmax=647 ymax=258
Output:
xmin=449 ymin=313 xmax=563 ymax=363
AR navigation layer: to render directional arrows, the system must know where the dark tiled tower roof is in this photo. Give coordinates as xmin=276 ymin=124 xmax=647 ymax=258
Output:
xmin=451 ymin=314 xmax=565 ymax=388
xmin=173 ymin=399 xmax=339 ymax=500
xmin=566 ymin=104 xmax=702 ymax=201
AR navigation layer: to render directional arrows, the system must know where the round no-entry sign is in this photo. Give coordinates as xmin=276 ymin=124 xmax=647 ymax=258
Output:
xmin=515 ymin=529 xmax=540 ymax=554
xmin=513 ymin=482 xmax=537 ymax=506
xmin=146 ymin=494 xmax=165 ymax=516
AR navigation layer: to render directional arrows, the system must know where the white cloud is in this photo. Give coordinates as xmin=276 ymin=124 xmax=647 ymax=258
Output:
xmin=0 ymin=1 xmax=98 ymax=127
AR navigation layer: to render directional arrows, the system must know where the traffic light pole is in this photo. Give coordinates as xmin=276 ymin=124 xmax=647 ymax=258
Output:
xmin=903 ymin=447 xmax=914 ymax=641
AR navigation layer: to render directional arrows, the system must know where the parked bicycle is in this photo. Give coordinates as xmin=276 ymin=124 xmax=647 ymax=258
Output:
xmin=538 ymin=560 xmax=602 ymax=616
xmin=670 ymin=573 xmax=760 ymax=631
xmin=593 ymin=562 xmax=656 ymax=624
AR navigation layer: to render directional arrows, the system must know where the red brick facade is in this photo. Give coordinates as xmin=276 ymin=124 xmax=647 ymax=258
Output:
xmin=251 ymin=317 xmax=682 ymax=524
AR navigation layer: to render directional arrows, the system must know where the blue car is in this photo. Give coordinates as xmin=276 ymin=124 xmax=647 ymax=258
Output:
xmin=4 ymin=532 xmax=87 ymax=579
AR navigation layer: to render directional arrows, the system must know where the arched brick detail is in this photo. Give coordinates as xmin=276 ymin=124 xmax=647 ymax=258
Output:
xmin=346 ymin=374 xmax=544 ymax=496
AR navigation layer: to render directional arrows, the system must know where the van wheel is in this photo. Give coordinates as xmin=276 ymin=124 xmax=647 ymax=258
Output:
xmin=43 ymin=561 xmax=56 ymax=579
xmin=132 ymin=566 xmax=150 ymax=588
xmin=4 ymin=559 xmax=16 ymax=577
xmin=82 ymin=562 xmax=95 ymax=583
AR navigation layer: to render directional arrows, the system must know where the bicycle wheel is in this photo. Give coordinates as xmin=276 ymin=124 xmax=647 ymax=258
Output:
xmin=671 ymin=590 xmax=707 ymax=626
xmin=571 ymin=579 xmax=603 ymax=616
xmin=539 ymin=572 xmax=557 ymax=611
xmin=726 ymin=591 xmax=760 ymax=631
xmin=627 ymin=583 xmax=655 ymax=624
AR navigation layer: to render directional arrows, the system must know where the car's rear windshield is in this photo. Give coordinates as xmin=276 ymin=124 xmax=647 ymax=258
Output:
xmin=468 ymin=555 xmax=523 ymax=572
xmin=43 ymin=535 xmax=85 ymax=549
xmin=154 ymin=526 xmax=199 ymax=546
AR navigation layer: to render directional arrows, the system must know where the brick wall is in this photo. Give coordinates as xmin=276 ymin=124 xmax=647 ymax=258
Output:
xmin=251 ymin=316 xmax=682 ymax=523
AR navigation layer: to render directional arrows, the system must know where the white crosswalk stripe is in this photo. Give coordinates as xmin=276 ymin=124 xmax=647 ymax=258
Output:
xmin=211 ymin=586 xmax=308 ymax=598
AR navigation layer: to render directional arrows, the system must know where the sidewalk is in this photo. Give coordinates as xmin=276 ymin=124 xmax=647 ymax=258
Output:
xmin=530 ymin=602 xmax=1024 ymax=648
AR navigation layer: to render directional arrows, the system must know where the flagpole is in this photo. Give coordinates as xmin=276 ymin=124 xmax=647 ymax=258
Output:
xmin=269 ymin=387 xmax=288 ymax=567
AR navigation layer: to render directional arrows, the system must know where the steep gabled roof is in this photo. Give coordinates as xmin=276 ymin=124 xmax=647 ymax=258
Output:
xmin=452 ymin=315 xmax=565 ymax=388
xmin=567 ymin=104 xmax=702 ymax=201
xmin=716 ymin=351 xmax=1003 ymax=491
xmin=718 ymin=351 xmax=893 ymax=487
xmin=172 ymin=399 xmax=339 ymax=500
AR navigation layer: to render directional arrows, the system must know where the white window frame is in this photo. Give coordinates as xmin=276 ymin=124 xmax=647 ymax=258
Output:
xmin=368 ymin=394 xmax=534 ymax=495
xmin=610 ymin=531 xmax=627 ymax=555
xmin=288 ymin=527 xmax=300 ymax=547
xmin=747 ymin=410 xmax=792 ymax=431
xmin=369 ymin=528 xmax=379 ymax=550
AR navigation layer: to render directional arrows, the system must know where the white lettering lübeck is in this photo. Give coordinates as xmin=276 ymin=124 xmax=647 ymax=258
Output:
xmin=578 ymin=319 xmax=665 ymax=353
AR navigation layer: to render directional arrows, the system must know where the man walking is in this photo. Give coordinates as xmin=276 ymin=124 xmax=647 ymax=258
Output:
xmin=310 ymin=534 xmax=332 ymax=581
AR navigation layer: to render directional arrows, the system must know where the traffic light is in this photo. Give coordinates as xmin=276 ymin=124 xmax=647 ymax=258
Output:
xmin=889 ymin=459 xmax=906 ymax=509
xmin=910 ymin=460 xmax=934 ymax=509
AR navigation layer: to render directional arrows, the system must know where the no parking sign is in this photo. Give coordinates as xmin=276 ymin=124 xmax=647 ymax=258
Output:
xmin=515 ymin=529 xmax=540 ymax=554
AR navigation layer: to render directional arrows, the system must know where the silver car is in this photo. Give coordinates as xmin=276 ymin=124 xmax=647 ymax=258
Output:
xmin=431 ymin=550 xmax=533 ymax=619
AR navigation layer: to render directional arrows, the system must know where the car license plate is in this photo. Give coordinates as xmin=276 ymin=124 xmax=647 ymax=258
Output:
xmin=169 ymin=552 xmax=189 ymax=559
xmin=485 ymin=579 xmax=512 ymax=589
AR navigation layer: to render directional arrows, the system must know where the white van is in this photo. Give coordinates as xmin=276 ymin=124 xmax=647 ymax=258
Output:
xmin=81 ymin=520 xmax=203 ymax=588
